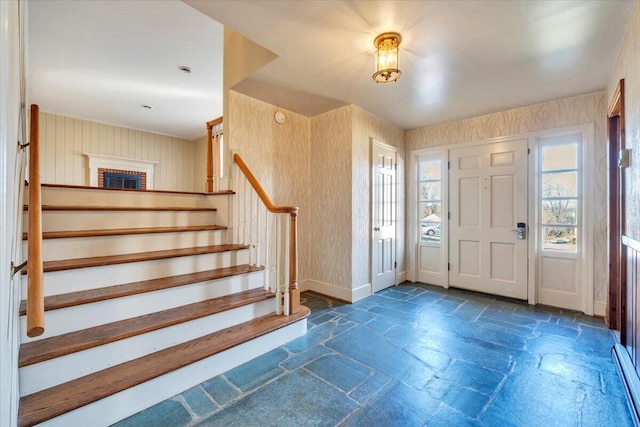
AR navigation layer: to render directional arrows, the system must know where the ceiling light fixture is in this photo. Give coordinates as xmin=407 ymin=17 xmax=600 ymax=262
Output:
xmin=372 ymin=32 xmax=402 ymax=83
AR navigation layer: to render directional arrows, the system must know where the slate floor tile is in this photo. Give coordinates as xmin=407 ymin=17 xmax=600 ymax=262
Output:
xmin=425 ymin=404 xmax=482 ymax=427
xmin=407 ymin=290 xmax=443 ymax=305
xmin=348 ymin=372 xmax=392 ymax=404
xmin=404 ymin=341 xmax=451 ymax=371
xmin=342 ymin=309 xmax=377 ymax=324
xmin=224 ymin=347 xmax=288 ymax=392
xmin=441 ymin=385 xmax=490 ymax=418
xmin=197 ymin=370 xmax=358 ymax=427
xmin=279 ymin=345 xmax=333 ymax=371
xmin=305 ymin=354 xmax=372 ymax=392
xmin=325 ymin=325 xmax=435 ymax=389
xmin=363 ymin=315 xmax=398 ymax=334
xmin=180 ymin=386 xmax=217 ymax=418
xmin=200 ymin=376 xmax=239 ymax=406
xmin=308 ymin=312 xmax=337 ymax=325
xmin=539 ymin=354 xmax=602 ymax=389
xmin=536 ymin=322 xmax=580 ymax=339
xmin=473 ymin=323 xmax=528 ymax=349
xmin=113 ymin=399 xmax=191 ymax=427
xmin=284 ymin=321 xmax=335 ymax=353
xmin=332 ymin=319 xmax=357 ymax=336
xmin=581 ymin=386 xmax=634 ymax=427
xmin=481 ymin=360 xmax=583 ymax=427
xmin=341 ymin=380 xmax=440 ymax=427
xmin=438 ymin=360 xmax=505 ymax=395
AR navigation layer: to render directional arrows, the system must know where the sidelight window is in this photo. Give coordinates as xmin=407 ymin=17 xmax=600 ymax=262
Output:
xmin=539 ymin=139 xmax=579 ymax=252
xmin=418 ymin=159 xmax=442 ymax=244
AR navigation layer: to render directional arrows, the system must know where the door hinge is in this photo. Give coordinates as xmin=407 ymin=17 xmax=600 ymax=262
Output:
xmin=527 ymin=148 xmax=531 ymax=154
xmin=394 ymin=163 xmax=397 ymax=170
xmin=394 ymin=261 xmax=397 ymax=269
xmin=447 ymin=161 xmax=450 ymax=170
xmin=447 ymin=263 xmax=450 ymax=271
xmin=448 ymin=212 xmax=451 ymax=220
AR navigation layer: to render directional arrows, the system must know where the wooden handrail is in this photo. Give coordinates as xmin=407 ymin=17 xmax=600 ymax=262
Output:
xmin=233 ymin=154 xmax=298 ymax=214
xmin=27 ymin=104 xmax=44 ymax=337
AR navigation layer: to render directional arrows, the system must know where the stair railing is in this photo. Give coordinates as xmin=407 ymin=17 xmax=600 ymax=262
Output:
xmin=26 ymin=104 xmax=44 ymax=337
xmin=232 ymin=153 xmax=300 ymax=315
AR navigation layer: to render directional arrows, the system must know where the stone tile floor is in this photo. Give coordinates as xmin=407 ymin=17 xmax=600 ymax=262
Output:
xmin=114 ymin=283 xmax=633 ymax=426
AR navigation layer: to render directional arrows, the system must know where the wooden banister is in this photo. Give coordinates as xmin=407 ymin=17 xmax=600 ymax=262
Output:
xmin=233 ymin=154 xmax=298 ymax=214
xmin=27 ymin=104 xmax=44 ymax=337
xmin=233 ymin=153 xmax=300 ymax=314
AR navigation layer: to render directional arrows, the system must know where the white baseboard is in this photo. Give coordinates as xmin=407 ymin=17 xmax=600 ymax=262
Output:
xmin=397 ymin=270 xmax=407 ymax=284
xmin=593 ymin=300 xmax=607 ymax=317
xmin=299 ymin=280 xmax=371 ymax=303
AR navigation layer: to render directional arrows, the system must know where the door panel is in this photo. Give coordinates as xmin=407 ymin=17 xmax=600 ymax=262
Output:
xmin=449 ymin=140 xmax=528 ymax=299
xmin=372 ymin=143 xmax=396 ymax=293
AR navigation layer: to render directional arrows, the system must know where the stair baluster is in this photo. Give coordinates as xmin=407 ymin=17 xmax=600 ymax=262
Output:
xmin=232 ymin=153 xmax=300 ymax=315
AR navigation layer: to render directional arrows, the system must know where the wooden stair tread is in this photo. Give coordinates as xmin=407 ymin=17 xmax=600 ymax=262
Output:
xmin=24 ymin=205 xmax=217 ymax=211
xmin=22 ymin=225 xmax=227 ymax=240
xmin=21 ymin=244 xmax=248 ymax=274
xmin=19 ymin=264 xmax=263 ymax=315
xmin=19 ymin=288 xmax=275 ymax=367
xmin=18 ymin=306 xmax=310 ymax=427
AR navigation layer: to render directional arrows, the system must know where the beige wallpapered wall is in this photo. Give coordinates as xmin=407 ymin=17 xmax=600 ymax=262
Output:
xmin=308 ymin=107 xmax=354 ymax=288
xmin=228 ymin=91 xmax=312 ymax=281
xmin=407 ymin=91 xmax=609 ymax=304
xmin=39 ymin=112 xmax=196 ymax=191
xmin=608 ymin=1 xmax=640 ymax=243
xmin=192 ymin=135 xmax=208 ymax=193
xmin=352 ymin=106 xmax=406 ymax=287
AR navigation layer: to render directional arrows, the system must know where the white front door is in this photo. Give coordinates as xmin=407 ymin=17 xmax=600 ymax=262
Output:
xmin=372 ymin=142 xmax=397 ymax=293
xmin=449 ymin=139 xmax=528 ymax=299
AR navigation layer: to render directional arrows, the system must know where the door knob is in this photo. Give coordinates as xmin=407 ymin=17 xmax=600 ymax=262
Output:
xmin=374 ymin=227 xmax=380 ymax=231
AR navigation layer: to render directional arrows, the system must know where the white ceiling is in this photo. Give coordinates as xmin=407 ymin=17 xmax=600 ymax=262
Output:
xmin=186 ymin=0 xmax=633 ymax=130
xmin=28 ymin=0 xmax=223 ymax=140
xmin=28 ymin=0 xmax=633 ymax=140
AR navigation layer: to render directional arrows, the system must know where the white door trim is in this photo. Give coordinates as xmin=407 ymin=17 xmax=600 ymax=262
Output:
xmin=408 ymin=123 xmax=595 ymax=314
xmin=371 ymin=139 xmax=399 ymax=292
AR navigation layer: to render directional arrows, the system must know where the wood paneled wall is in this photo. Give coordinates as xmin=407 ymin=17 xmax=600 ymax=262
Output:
xmin=39 ymin=112 xmax=196 ymax=191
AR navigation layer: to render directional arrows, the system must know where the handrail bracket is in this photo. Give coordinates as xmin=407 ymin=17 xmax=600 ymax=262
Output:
xmin=11 ymin=260 xmax=27 ymax=277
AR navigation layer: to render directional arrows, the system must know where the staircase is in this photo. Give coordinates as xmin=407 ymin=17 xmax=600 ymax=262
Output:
xmin=17 ymin=184 xmax=309 ymax=427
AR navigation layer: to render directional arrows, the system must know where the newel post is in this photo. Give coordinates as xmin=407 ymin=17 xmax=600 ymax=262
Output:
xmin=289 ymin=211 xmax=300 ymax=314
xmin=205 ymin=124 xmax=213 ymax=192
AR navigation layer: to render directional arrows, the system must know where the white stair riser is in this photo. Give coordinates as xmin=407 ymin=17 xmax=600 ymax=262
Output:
xmin=37 ymin=319 xmax=307 ymax=427
xmin=24 ymin=210 xmax=218 ymax=232
xmin=33 ymin=187 xmax=221 ymax=209
xmin=20 ymin=249 xmax=250 ymax=296
xmin=20 ymin=270 xmax=265 ymax=342
xmin=20 ymin=298 xmax=276 ymax=396
xmin=28 ymin=230 xmax=227 ymax=261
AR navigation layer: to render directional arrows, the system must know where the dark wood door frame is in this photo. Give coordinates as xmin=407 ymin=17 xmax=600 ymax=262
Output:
xmin=608 ymin=79 xmax=625 ymax=340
